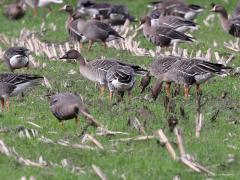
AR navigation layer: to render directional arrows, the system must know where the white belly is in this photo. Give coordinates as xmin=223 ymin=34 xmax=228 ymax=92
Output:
xmin=195 ymin=73 xmax=213 ymax=84
xmin=10 ymin=82 xmax=33 ymax=96
xmin=112 ymin=80 xmax=134 ymax=91
xmin=10 ymin=55 xmax=28 ymax=69
xmin=38 ymin=0 xmax=63 ymax=7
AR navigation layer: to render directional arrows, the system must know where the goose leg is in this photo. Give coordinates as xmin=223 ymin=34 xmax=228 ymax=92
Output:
xmin=80 ymin=42 xmax=83 ymax=49
xmin=47 ymin=5 xmax=52 ymax=13
xmin=99 ymin=85 xmax=105 ymax=96
xmin=33 ymin=7 xmax=38 ymax=17
xmin=102 ymin=41 xmax=107 ymax=48
xmin=196 ymin=84 xmax=201 ymax=95
xmin=88 ymin=40 xmax=93 ymax=50
xmin=184 ymin=85 xmax=190 ymax=98
xmin=166 ymin=82 xmax=171 ymax=97
xmin=60 ymin=121 xmax=64 ymax=128
xmin=75 ymin=117 xmax=79 ymax=125
xmin=128 ymin=91 xmax=132 ymax=100
xmin=1 ymin=99 xmax=4 ymax=110
xmin=109 ymin=91 xmax=113 ymax=102
xmin=6 ymin=99 xmax=10 ymax=111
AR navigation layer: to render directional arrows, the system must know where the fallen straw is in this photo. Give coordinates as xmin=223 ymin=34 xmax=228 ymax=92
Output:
xmin=92 ymin=164 xmax=107 ymax=180
xmin=155 ymin=129 xmax=177 ymax=160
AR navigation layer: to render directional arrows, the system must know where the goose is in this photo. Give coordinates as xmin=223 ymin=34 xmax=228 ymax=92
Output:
xmin=106 ymin=65 xmax=136 ymax=102
xmin=140 ymin=16 xmax=194 ymax=47
xmin=149 ymin=12 xmax=198 ymax=33
xmin=49 ymin=92 xmax=100 ymax=127
xmin=211 ymin=4 xmax=240 ymax=37
xmin=60 ymin=5 xmax=124 ymax=50
xmin=0 ymin=73 xmax=43 ymax=110
xmin=149 ymin=56 xmax=231 ymax=98
xmin=77 ymin=0 xmax=111 ymax=18
xmin=59 ymin=49 xmax=146 ymax=97
xmin=149 ymin=0 xmax=203 ymax=21
xmin=3 ymin=47 xmax=30 ymax=72
xmin=4 ymin=0 xmax=25 ymax=20
xmin=24 ymin=0 xmax=63 ymax=16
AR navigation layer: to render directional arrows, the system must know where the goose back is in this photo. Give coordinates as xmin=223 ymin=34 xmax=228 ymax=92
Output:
xmin=50 ymin=93 xmax=83 ymax=121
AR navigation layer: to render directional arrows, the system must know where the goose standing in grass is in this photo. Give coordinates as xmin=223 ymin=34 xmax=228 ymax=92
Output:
xmin=140 ymin=16 xmax=194 ymax=47
xmin=49 ymin=92 xmax=100 ymax=127
xmin=0 ymin=73 xmax=43 ymax=110
xmin=24 ymin=0 xmax=63 ymax=16
xmin=149 ymin=10 xmax=197 ymax=33
xmin=60 ymin=5 xmax=124 ymax=50
xmin=149 ymin=0 xmax=203 ymax=21
xmin=60 ymin=50 xmax=146 ymax=97
xmin=4 ymin=0 xmax=25 ymax=20
xmin=3 ymin=47 xmax=30 ymax=72
xmin=148 ymin=56 xmax=231 ymax=98
xmin=211 ymin=4 xmax=240 ymax=37
xmin=106 ymin=65 xmax=136 ymax=102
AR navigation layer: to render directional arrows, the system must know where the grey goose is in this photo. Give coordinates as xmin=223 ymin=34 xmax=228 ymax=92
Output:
xmin=60 ymin=50 xmax=146 ymax=97
xmin=3 ymin=47 xmax=30 ymax=72
xmin=211 ymin=4 xmax=240 ymax=37
xmin=0 ymin=73 xmax=43 ymax=110
xmin=149 ymin=56 xmax=231 ymax=97
xmin=140 ymin=16 xmax=194 ymax=47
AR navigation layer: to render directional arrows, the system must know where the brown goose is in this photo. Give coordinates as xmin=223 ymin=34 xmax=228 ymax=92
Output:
xmin=149 ymin=56 xmax=231 ymax=97
xmin=0 ymin=73 xmax=43 ymax=110
xmin=49 ymin=92 xmax=100 ymax=127
xmin=60 ymin=50 xmax=146 ymax=96
xmin=60 ymin=5 xmax=123 ymax=50
xmin=149 ymin=0 xmax=203 ymax=21
xmin=4 ymin=0 xmax=25 ymax=20
xmin=140 ymin=16 xmax=194 ymax=47
xmin=106 ymin=65 xmax=136 ymax=102
xmin=148 ymin=12 xmax=197 ymax=33
xmin=211 ymin=4 xmax=240 ymax=37
xmin=3 ymin=47 xmax=30 ymax=72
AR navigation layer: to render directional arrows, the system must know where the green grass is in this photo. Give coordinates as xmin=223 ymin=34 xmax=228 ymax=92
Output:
xmin=0 ymin=0 xmax=240 ymax=179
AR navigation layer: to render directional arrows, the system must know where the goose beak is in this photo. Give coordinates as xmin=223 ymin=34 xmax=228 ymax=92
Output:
xmin=59 ymin=54 xmax=67 ymax=59
xmin=59 ymin=6 xmax=66 ymax=12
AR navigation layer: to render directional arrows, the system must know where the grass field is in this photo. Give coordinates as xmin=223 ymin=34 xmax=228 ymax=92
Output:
xmin=0 ymin=0 xmax=240 ymax=179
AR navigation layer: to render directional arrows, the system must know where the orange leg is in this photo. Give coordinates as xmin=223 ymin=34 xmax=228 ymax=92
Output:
xmin=80 ymin=42 xmax=83 ymax=49
xmin=88 ymin=40 xmax=93 ymax=50
xmin=75 ymin=117 xmax=79 ymax=125
xmin=60 ymin=121 xmax=64 ymax=128
xmin=166 ymin=82 xmax=171 ymax=97
xmin=128 ymin=91 xmax=132 ymax=100
xmin=100 ymin=85 xmax=106 ymax=96
xmin=33 ymin=7 xmax=38 ymax=17
xmin=6 ymin=99 xmax=10 ymax=111
xmin=196 ymin=84 xmax=201 ymax=94
xmin=109 ymin=91 xmax=113 ymax=102
xmin=102 ymin=41 xmax=107 ymax=48
xmin=184 ymin=85 xmax=190 ymax=98
xmin=1 ymin=99 xmax=4 ymax=110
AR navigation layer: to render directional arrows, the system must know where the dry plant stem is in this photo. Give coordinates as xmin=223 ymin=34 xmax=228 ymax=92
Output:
xmin=174 ymin=128 xmax=186 ymax=156
xmin=96 ymin=127 xmax=129 ymax=136
xmin=92 ymin=164 xmax=107 ymax=180
xmin=156 ymin=129 xmax=177 ymax=160
xmin=83 ymin=134 xmax=104 ymax=150
xmin=110 ymin=135 xmax=155 ymax=142
xmin=195 ymin=93 xmax=203 ymax=138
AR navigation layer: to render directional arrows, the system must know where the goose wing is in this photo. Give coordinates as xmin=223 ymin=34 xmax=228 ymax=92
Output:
xmin=0 ymin=73 xmax=43 ymax=86
xmin=106 ymin=65 xmax=134 ymax=84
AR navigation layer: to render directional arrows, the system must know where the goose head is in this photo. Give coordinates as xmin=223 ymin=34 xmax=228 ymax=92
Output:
xmin=60 ymin=50 xmax=85 ymax=64
xmin=210 ymin=4 xmax=225 ymax=13
xmin=140 ymin=16 xmax=151 ymax=26
xmin=59 ymin=4 xmax=74 ymax=13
